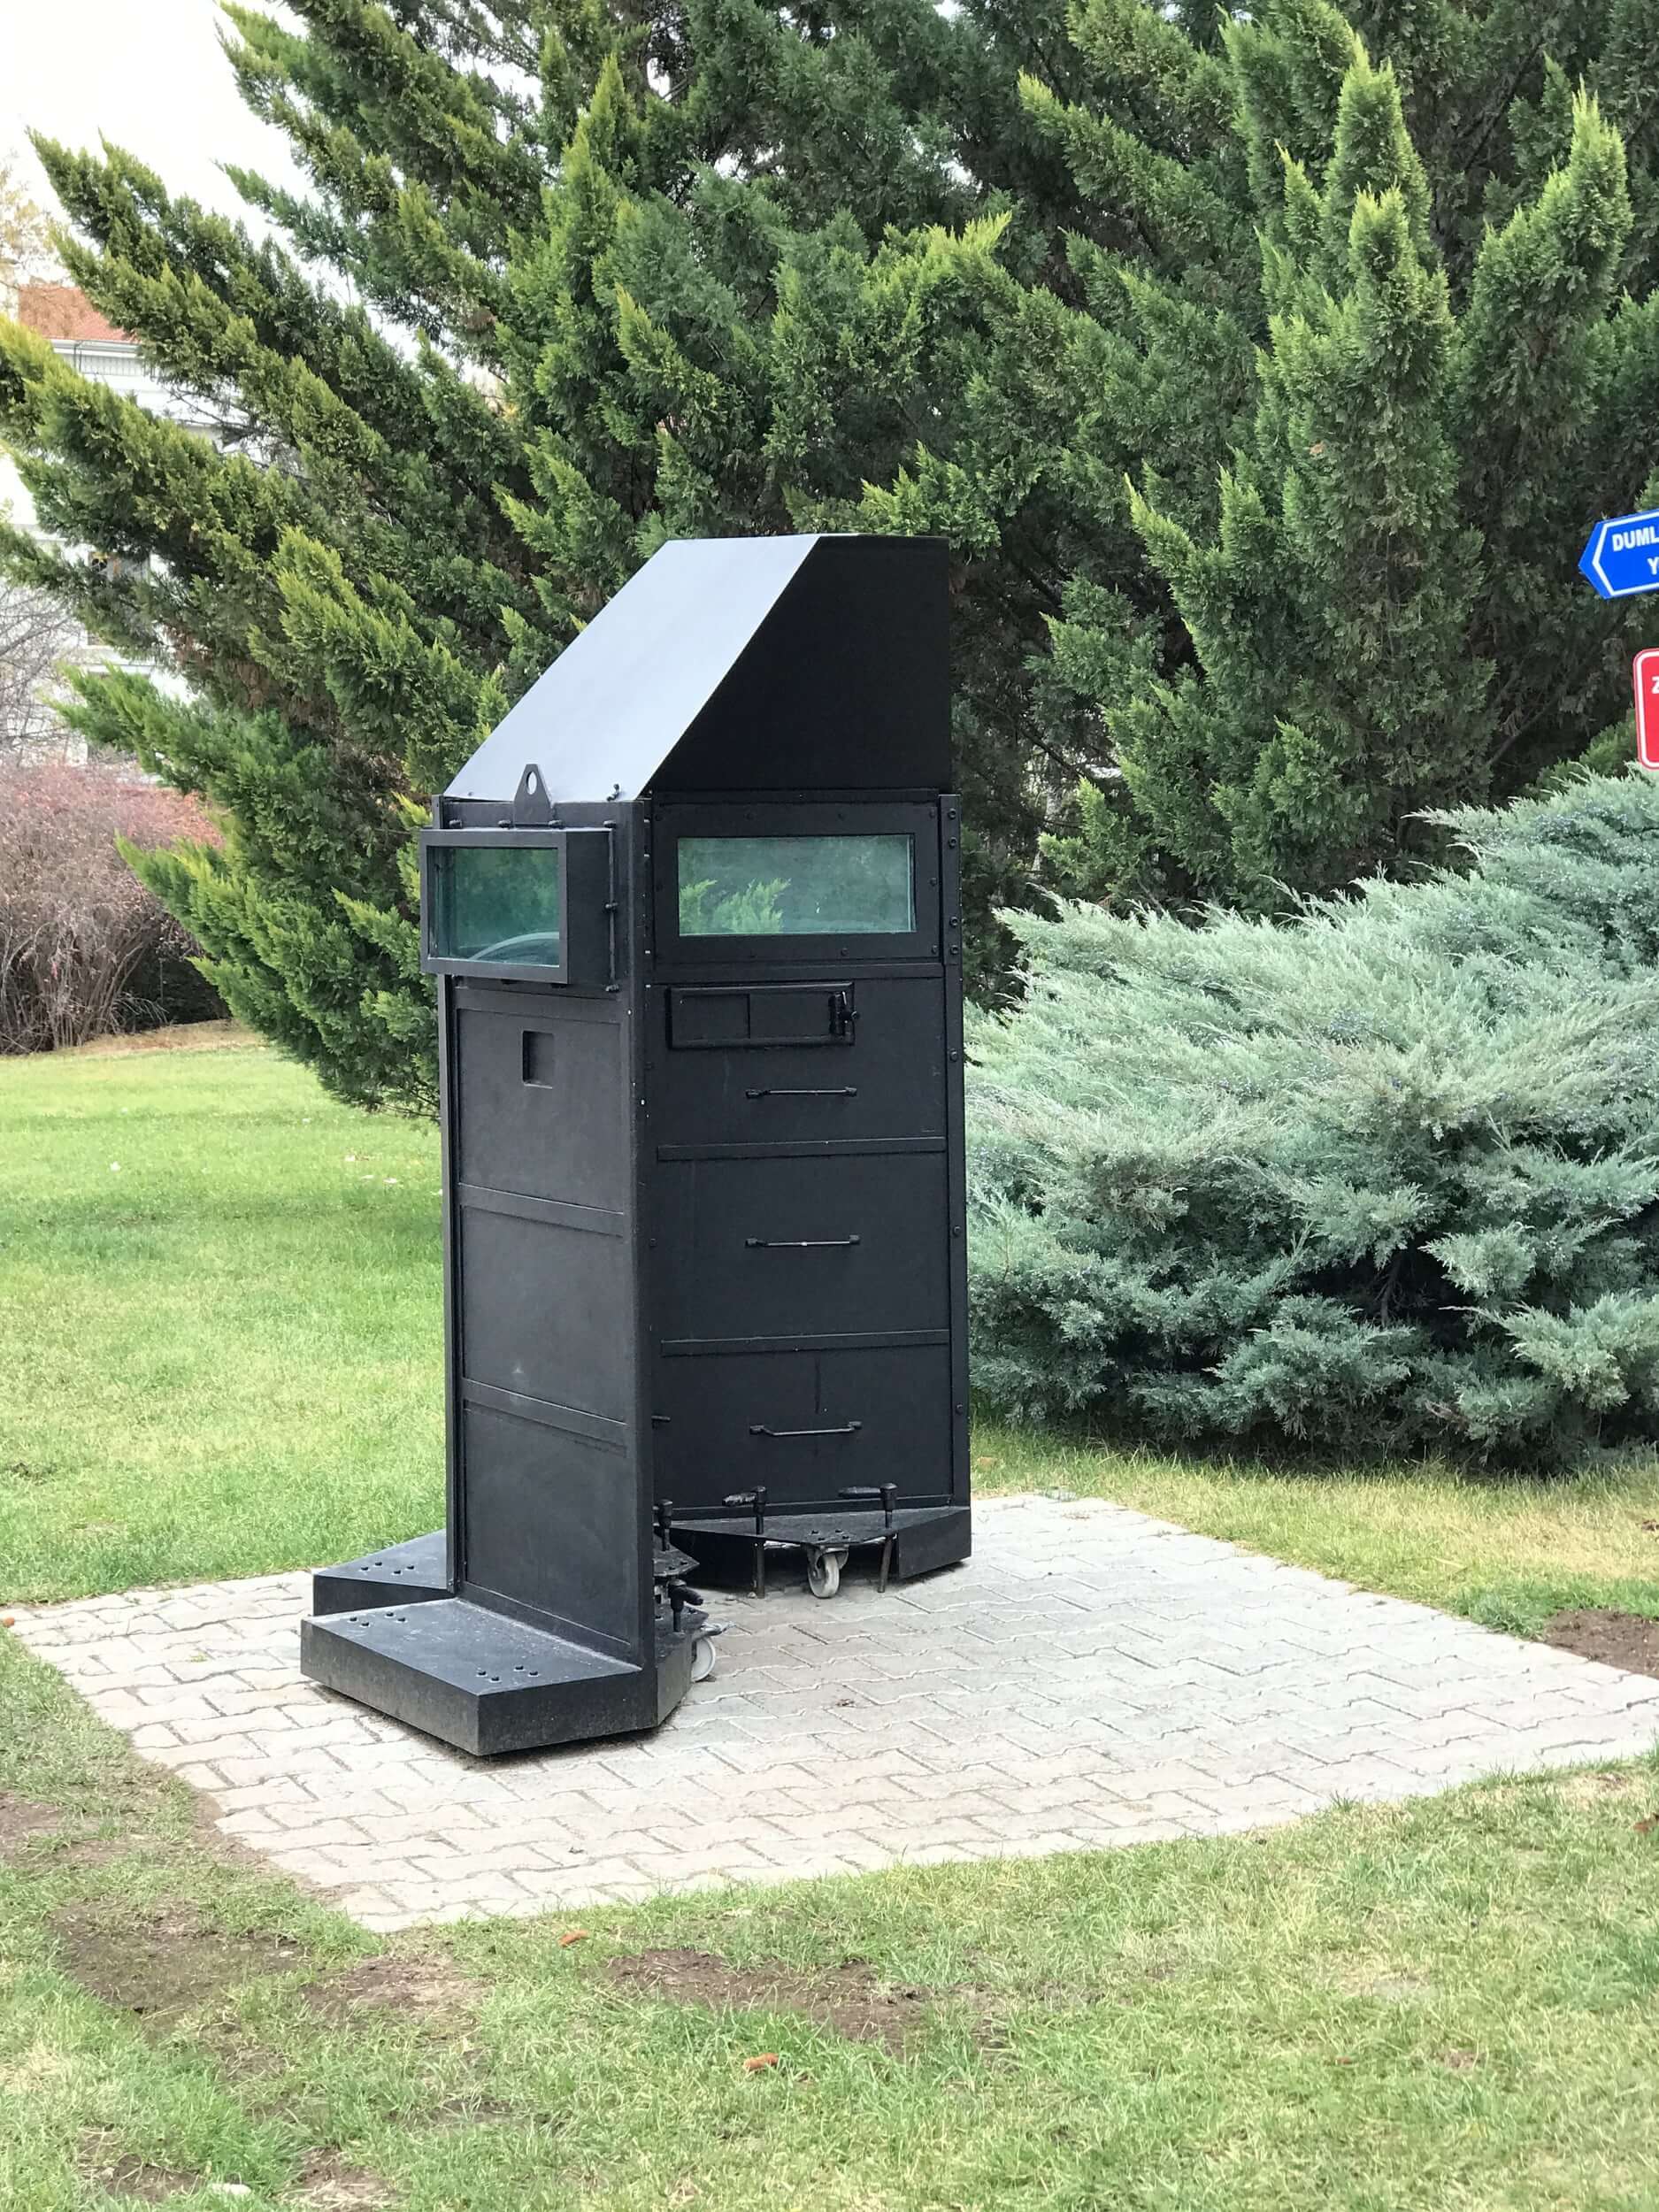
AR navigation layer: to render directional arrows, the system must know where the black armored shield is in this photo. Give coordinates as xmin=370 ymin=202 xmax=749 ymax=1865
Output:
xmin=303 ymin=534 xmax=971 ymax=1754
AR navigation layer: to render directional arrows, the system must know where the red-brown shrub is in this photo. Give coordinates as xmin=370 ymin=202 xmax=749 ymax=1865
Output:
xmin=0 ymin=762 xmax=223 ymax=1052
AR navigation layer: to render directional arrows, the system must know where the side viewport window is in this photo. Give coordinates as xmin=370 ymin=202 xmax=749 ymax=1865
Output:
xmin=429 ymin=842 xmax=563 ymax=967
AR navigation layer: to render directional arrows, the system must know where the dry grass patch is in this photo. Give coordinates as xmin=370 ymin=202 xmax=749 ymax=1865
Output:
xmin=63 ymin=1019 xmax=256 ymax=1057
xmin=301 ymin=1950 xmax=482 ymax=2032
xmin=295 ymin=2149 xmax=396 ymax=2208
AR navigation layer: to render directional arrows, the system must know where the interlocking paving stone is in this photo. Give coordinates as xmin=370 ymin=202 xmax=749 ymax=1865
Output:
xmin=12 ymin=1496 xmax=1659 ymax=1929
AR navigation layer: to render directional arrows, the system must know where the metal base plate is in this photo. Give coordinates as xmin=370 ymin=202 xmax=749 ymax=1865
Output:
xmin=301 ymin=1597 xmax=699 ymax=1756
xmin=672 ymin=1503 xmax=971 ymax=1588
xmin=311 ymin=1531 xmax=449 ymax=1616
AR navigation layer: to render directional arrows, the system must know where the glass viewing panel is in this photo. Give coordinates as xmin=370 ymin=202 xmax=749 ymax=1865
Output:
xmin=679 ymin=834 xmax=914 ymax=938
xmin=429 ymin=842 xmax=563 ymax=967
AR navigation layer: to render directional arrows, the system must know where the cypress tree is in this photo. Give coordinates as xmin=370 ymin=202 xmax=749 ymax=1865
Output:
xmin=0 ymin=2 xmax=1077 ymax=1100
xmin=1 ymin=0 xmax=1101 ymax=1097
xmin=1016 ymin=2 xmax=1659 ymax=905
xmin=4 ymin=1 xmax=1659 ymax=1106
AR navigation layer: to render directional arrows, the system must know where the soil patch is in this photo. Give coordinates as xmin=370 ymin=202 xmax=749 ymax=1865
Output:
xmin=0 ymin=1791 xmax=61 ymax=1855
xmin=1543 ymin=1609 xmax=1659 ymax=1678
xmin=303 ymin=1953 xmax=480 ymax=2032
xmin=297 ymin=2151 xmax=396 ymax=2208
xmin=52 ymin=1902 xmax=303 ymax=2024
xmin=79 ymin=2131 xmax=204 ymax=2203
xmin=603 ymin=1947 xmax=941 ymax=2051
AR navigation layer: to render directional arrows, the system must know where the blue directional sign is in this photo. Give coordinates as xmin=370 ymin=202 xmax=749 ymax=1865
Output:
xmin=1580 ymin=511 xmax=1659 ymax=599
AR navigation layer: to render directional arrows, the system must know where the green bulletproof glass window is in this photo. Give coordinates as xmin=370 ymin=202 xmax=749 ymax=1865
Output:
xmin=678 ymin=834 xmax=915 ymax=938
xmin=428 ymin=841 xmax=563 ymax=967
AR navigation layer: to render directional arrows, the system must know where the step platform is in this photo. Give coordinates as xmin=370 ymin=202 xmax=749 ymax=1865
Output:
xmin=301 ymin=1596 xmax=699 ymax=1757
xmin=311 ymin=1531 xmax=449 ymax=1616
xmin=674 ymin=1502 xmax=970 ymax=1589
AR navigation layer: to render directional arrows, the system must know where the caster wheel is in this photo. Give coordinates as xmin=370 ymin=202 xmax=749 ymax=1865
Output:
xmin=806 ymin=1548 xmax=846 ymax=1600
xmin=690 ymin=1634 xmax=718 ymax=1684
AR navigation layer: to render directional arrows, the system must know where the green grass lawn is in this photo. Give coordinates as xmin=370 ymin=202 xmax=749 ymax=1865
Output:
xmin=0 ymin=1041 xmax=442 ymax=1603
xmin=7 ymin=1038 xmax=1659 ymax=2207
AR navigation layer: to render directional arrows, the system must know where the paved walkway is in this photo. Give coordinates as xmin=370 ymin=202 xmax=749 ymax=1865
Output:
xmin=12 ymin=1497 xmax=1659 ymax=1931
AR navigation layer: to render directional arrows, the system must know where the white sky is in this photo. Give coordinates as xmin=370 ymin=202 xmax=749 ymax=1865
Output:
xmin=2 ymin=0 xmax=305 ymax=236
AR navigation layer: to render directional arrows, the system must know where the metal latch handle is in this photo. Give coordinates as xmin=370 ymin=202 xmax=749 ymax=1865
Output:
xmin=748 ymin=1422 xmax=864 ymax=1439
xmin=745 ymin=1087 xmax=858 ymax=1100
xmin=744 ymin=1236 xmax=861 ymax=1249
xmin=841 ymin=1483 xmax=897 ymax=1514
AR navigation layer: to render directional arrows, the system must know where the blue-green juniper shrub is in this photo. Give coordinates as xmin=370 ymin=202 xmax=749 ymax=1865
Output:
xmin=969 ymin=770 xmax=1659 ymax=1465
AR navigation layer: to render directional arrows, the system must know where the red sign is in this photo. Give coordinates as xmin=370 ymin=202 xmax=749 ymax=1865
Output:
xmin=1636 ymin=649 xmax=1659 ymax=768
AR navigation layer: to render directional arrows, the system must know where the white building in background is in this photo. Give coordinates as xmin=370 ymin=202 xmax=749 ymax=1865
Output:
xmin=1 ymin=283 xmax=195 ymax=763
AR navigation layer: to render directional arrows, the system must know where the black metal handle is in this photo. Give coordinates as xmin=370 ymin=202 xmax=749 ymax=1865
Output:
xmin=744 ymin=1087 xmax=859 ymax=1100
xmin=829 ymin=987 xmax=856 ymax=1039
xmin=744 ymin=1235 xmax=861 ymax=1249
xmin=749 ymin=1421 xmax=864 ymax=1439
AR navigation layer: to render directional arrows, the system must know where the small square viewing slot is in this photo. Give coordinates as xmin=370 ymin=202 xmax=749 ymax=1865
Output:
xmin=521 ymin=1029 xmax=557 ymax=1087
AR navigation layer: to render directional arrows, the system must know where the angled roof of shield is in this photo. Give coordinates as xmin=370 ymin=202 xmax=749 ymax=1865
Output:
xmin=446 ymin=533 xmax=949 ymax=803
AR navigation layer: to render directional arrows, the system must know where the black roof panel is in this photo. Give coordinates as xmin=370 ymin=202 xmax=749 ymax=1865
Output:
xmin=446 ymin=534 xmax=949 ymax=803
